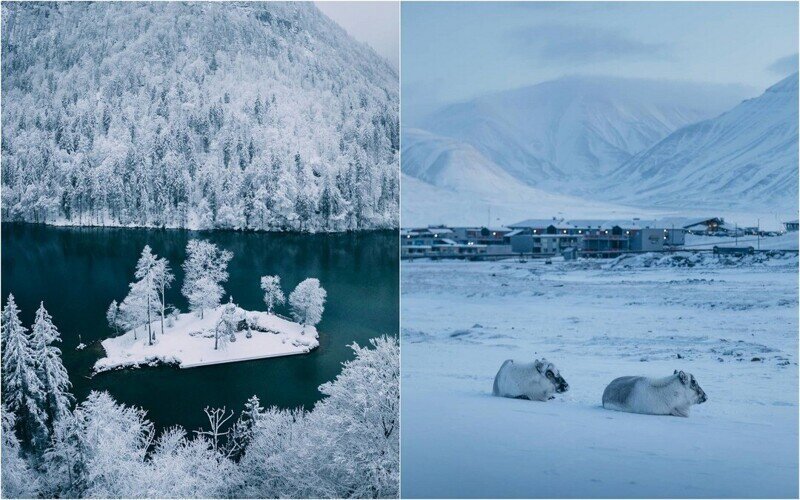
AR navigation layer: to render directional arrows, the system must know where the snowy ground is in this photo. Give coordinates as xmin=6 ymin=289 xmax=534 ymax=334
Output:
xmin=95 ymin=306 xmax=318 ymax=372
xmin=401 ymin=255 xmax=798 ymax=498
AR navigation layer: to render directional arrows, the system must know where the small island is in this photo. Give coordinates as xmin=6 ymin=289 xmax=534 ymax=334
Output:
xmin=94 ymin=304 xmax=318 ymax=372
xmin=95 ymin=240 xmax=327 ymax=373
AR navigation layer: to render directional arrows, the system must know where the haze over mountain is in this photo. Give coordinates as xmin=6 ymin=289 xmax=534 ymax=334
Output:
xmin=1 ymin=2 xmax=399 ymax=232
xmin=416 ymin=76 xmax=752 ymax=193
xmin=402 ymin=74 xmax=797 ymax=226
xmin=605 ymin=73 xmax=798 ymax=213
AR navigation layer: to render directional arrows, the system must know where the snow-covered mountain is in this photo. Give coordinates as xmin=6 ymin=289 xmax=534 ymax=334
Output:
xmin=605 ymin=73 xmax=798 ymax=213
xmin=400 ymin=129 xmax=656 ymax=227
xmin=416 ymin=76 xmax=751 ymax=193
xmin=401 ymin=128 xmax=526 ymax=195
xmin=1 ymin=2 xmax=398 ymax=232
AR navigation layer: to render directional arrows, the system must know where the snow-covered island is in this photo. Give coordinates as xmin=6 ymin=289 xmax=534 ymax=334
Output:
xmin=96 ymin=238 xmax=327 ymax=373
xmin=94 ymin=304 xmax=318 ymax=372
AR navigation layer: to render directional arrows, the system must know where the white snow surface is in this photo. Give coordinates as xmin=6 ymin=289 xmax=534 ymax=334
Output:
xmin=400 ymin=173 xmax=660 ymax=228
xmin=401 ymin=257 xmax=798 ymax=498
xmin=94 ymin=306 xmax=318 ymax=372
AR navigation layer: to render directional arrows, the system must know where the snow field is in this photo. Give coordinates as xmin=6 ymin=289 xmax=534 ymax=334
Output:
xmin=401 ymin=256 xmax=798 ymax=498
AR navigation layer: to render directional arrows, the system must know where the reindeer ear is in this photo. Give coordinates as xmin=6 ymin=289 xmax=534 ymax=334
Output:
xmin=534 ymin=359 xmax=544 ymax=372
xmin=674 ymin=370 xmax=678 ymax=374
xmin=677 ymin=371 xmax=688 ymax=384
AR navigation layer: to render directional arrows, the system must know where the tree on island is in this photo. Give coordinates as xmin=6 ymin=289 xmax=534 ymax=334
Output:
xmin=182 ymin=240 xmax=233 ymax=319
xmin=152 ymin=257 xmax=175 ymax=339
xmin=30 ymin=302 xmax=74 ymax=427
xmin=259 ymin=275 xmax=285 ymax=314
xmin=109 ymin=246 xmax=173 ymax=344
xmin=134 ymin=245 xmax=173 ymax=345
xmin=117 ymin=274 xmax=159 ymax=342
xmin=106 ymin=300 xmax=121 ymax=334
xmin=1 ymin=294 xmax=49 ymax=450
xmin=134 ymin=246 xmax=158 ymax=345
xmin=289 ymin=278 xmax=326 ymax=333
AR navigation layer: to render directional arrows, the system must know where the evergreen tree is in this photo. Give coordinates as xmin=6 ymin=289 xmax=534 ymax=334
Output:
xmin=30 ymin=302 xmax=74 ymax=427
xmin=1 ymin=294 xmax=48 ymax=450
xmin=106 ymin=300 xmax=120 ymax=334
xmin=1 ymin=405 xmax=41 ymax=498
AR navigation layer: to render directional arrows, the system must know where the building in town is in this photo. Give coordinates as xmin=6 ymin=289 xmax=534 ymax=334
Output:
xmin=508 ymin=218 xmax=686 ymax=257
xmin=401 ymin=227 xmax=487 ymax=258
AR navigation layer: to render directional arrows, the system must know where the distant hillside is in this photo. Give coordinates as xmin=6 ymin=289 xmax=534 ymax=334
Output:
xmin=1 ymin=2 xmax=398 ymax=232
xmin=416 ymin=76 xmax=751 ymax=194
xmin=605 ymin=73 xmax=798 ymax=213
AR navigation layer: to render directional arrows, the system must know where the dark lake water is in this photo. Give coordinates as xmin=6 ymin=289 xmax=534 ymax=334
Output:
xmin=1 ymin=223 xmax=398 ymax=432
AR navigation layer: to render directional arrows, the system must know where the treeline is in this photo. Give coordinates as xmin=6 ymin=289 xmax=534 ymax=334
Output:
xmin=1 ymin=293 xmax=399 ymax=498
xmin=1 ymin=2 xmax=399 ymax=232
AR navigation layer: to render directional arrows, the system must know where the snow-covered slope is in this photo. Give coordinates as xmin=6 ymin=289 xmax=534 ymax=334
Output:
xmin=1 ymin=2 xmax=398 ymax=232
xmin=400 ymin=173 xmax=658 ymax=228
xmin=605 ymin=74 xmax=798 ymax=213
xmin=402 ymin=128 xmax=532 ymax=194
xmin=417 ymin=76 xmax=751 ymax=192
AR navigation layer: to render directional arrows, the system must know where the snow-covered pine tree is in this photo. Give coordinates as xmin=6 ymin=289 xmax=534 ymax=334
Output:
xmin=288 ymin=278 xmax=327 ymax=333
xmin=1 ymin=405 xmax=40 ymax=498
xmin=30 ymin=302 xmax=74 ymax=427
xmin=225 ymin=395 xmax=265 ymax=461
xmin=106 ymin=300 xmax=121 ymax=334
xmin=182 ymin=240 xmax=233 ymax=318
xmin=1 ymin=294 xmax=48 ymax=450
xmin=259 ymin=275 xmax=285 ymax=314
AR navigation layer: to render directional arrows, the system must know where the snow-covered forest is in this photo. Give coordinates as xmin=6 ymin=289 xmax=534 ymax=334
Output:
xmin=2 ymin=291 xmax=399 ymax=498
xmin=1 ymin=2 xmax=399 ymax=232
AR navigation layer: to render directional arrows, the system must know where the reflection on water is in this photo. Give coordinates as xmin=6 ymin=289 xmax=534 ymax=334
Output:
xmin=1 ymin=223 xmax=398 ymax=431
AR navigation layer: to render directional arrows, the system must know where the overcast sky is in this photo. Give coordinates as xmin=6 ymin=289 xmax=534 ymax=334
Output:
xmin=316 ymin=1 xmax=399 ymax=71
xmin=403 ymin=2 xmax=798 ymax=121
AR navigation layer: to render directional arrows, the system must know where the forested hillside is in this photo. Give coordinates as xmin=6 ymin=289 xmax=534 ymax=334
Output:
xmin=1 ymin=2 xmax=399 ymax=232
